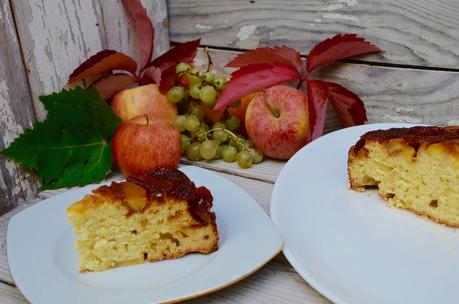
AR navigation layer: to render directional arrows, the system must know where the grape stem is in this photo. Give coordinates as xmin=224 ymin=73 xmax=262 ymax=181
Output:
xmin=204 ymin=46 xmax=213 ymax=72
xmin=198 ymin=127 xmax=249 ymax=151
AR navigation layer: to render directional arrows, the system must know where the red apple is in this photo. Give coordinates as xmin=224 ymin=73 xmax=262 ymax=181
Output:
xmin=111 ymin=84 xmax=177 ymax=122
xmin=112 ymin=115 xmax=181 ymax=177
xmin=245 ymin=85 xmax=309 ymax=160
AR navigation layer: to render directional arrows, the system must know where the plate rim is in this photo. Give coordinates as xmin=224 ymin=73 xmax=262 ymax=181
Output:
xmin=8 ymin=165 xmax=283 ymax=304
xmin=270 ymin=123 xmax=422 ymax=304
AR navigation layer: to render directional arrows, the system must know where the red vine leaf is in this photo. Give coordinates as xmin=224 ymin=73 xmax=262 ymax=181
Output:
xmin=93 ymin=73 xmax=138 ymax=101
xmin=326 ymin=81 xmax=367 ymax=127
xmin=146 ymin=39 xmax=201 ymax=90
xmin=306 ymin=34 xmax=381 ymax=73
xmin=140 ymin=66 xmax=162 ymax=86
xmin=122 ymin=0 xmax=154 ymax=71
xmin=226 ymin=46 xmax=302 ymax=73
xmin=68 ymin=50 xmax=137 ymax=84
xmin=148 ymin=39 xmax=200 ymax=71
xmin=214 ymin=63 xmax=300 ymax=110
xmin=307 ymin=80 xmax=329 ymax=140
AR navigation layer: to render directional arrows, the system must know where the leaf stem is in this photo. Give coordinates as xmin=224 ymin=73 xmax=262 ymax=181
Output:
xmin=196 ymin=127 xmax=249 ymax=151
xmin=204 ymin=46 xmax=213 ymax=72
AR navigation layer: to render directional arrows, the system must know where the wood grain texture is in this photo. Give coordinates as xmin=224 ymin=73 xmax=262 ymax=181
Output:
xmin=10 ymin=0 xmax=170 ymax=120
xmin=0 ymin=282 xmax=28 ymax=304
xmin=0 ymin=170 xmax=330 ymax=304
xmin=168 ymin=0 xmax=459 ymax=69
xmin=0 ymin=0 xmax=38 ymax=214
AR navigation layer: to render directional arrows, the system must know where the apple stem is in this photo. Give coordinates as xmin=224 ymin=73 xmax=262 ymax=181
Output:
xmin=145 ymin=114 xmax=149 ymax=125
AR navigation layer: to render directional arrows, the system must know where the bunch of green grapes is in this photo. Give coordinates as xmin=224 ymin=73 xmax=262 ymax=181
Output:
xmin=166 ymin=62 xmax=263 ymax=169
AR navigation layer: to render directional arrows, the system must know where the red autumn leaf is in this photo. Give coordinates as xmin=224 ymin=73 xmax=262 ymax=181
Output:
xmin=307 ymin=80 xmax=329 ymax=140
xmin=326 ymin=81 xmax=367 ymax=127
xmin=68 ymin=50 xmax=137 ymax=84
xmin=226 ymin=46 xmax=302 ymax=73
xmin=306 ymin=34 xmax=381 ymax=73
xmin=145 ymin=39 xmax=200 ymax=90
xmin=148 ymin=39 xmax=201 ymax=72
xmin=122 ymin=0 xmax=154 ymax=71
xmin=93 ymin=73 xmax=138 ymax=100
xmin=214 ymin=63 xmax=299 ymax=110
xmin=140 ymin=66 xmax=162 ymax=86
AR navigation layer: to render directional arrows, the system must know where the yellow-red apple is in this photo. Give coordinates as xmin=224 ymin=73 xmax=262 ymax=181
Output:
xmin=245 ymin=85 xmax=309 ymax=160
xmin=111 ymin=84 xmax=177 ymax=122
xmin=112 ymin=115 xmax=181 ymax=177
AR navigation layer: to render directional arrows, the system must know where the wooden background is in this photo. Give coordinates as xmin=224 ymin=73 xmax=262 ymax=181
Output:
xmin=1 ymin=1 xmax=459 ymax=303
xmin=1 ymin=0 xmax=459 ymax=214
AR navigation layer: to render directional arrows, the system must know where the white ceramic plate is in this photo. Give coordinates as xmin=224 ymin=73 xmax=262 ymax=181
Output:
xmin=8 ymin=166 xmax=282 ymax=304
xmin=271 ymin=123 xmax=459 ymax=304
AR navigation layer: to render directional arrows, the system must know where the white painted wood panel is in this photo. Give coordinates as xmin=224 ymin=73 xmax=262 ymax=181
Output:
xmin=0 ymin=0 xmax=38 ymax=214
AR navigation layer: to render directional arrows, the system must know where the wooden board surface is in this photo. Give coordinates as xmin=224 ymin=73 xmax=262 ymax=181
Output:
xmin=10 ymin=0 xmax=169 ymax=121
xmin=0 ymin=0 xmax=38 ymax=214
xmin=0 ymin=282 xmax=27 ymax=304
xmin=168 ymin=0 xmax=459 ymax=69
xmin=0 ymin=170 xmax=330 ymax=304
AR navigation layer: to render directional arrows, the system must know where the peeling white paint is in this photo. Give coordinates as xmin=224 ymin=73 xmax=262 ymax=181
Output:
xmin=237 ymin=25 xmax=257 ymax=41
xmin=339 ymin=0 xmax=358 ymax=6
xmin=195 ymin=24 xmax=212 ymax=29
xmin=324 ymin=3 xmax=345 ymax=11
xmin=0 ymin=80 xmax=24 ymax=145
xmin=322 ymin=13 xmax=357 ymax=21
xmin=314 ymin=18 xmax=322 ymax=23
xmin=395 ymin=106 xmax=415 ymax=113
xmin=447 ymin=120 xmax=459 ymax=126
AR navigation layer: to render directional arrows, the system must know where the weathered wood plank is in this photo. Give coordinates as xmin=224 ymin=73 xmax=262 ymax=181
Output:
xmin=0 ymin=0 xmax=38 ymax=214
xmin=10 ymin=0 xmax=170 ymax=120
xmin=0 ymin=282 xmax=28 ymax=304
xmin=168 ymin=0 xmax=459 ymax=69
xmin=0 ymin=171 xmax=330 ymax=304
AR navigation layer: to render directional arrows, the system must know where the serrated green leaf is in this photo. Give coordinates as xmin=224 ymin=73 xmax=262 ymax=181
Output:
xmin=1 ymin=87 xmax=121 ymax=190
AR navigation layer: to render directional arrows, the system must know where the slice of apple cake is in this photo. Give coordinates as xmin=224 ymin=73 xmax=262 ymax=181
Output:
xmin=348 ymin=126 xmax=459 ymax=227
xmin=67 ymin=168 xmax=219 ymax=272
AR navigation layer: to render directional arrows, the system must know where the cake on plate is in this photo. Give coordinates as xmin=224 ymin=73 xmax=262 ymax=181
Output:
xmin=67 ymin=168 xmax=219 ymax=272
xmin=348 ymin=126 xmax=459 ymax=227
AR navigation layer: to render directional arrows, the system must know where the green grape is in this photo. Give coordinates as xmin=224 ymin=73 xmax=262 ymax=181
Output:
xmin=166 ymin=86 xmax=185 ymax=103
xmin=225 ymin=116 xmax=240 ymax=132
xmin=214 ymin=76 xmax=226 ymax=91
xmin=214 ymin=144 xmax=224 ymax=159
xmin=203 ymin=71 xmax=214 ymax=83
xmin=190 ymin=67 xmax=203 ymax=76
xmin=181 ymin=134 xmax=191 ymax=153
xmin=237 ymin=151 xmax=253 ymax=168
xmin=186 ymin=142 xmax=201 ymax=161
xmin=190 ymin=104 xmax=205 ymax=120
xmin=200 ymin=121 xmax=209 ymax=131
xmin=175 ymin=115 xmax=186 ymax=132
xmin=187 ymin=74 xmax=202 ymax=85
xmin=212 ymin=129 xmax=228 ymax=142
xmin=213 ymin=122 xmax=226 ymax=130
xmin=176 ymin=62 xmax=191 ymax=74
xmin=249 ymin=148 xmax=263 ymax=164
xmin=184 ymin=115 xmax=200 ymax=132
xmin=199 ymin=85 xmax=217 ymax=107
xmin=189 ymin=84 xmax=201 ymax=99
xmin=200 ymin=140 xmax=219 ymax=160
xmin=222 ymin=146 xmax=237 ymax=162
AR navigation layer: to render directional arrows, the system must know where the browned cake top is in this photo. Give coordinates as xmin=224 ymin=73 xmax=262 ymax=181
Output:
xmin=354 ymin=126 xmax=459 ymax=152
xmin=93 ymin=168 xmax=215 ymax=224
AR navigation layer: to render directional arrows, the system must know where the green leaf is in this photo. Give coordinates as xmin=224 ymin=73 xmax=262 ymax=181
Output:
xmin=1 ymin=87 xmax=121 ymax=190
